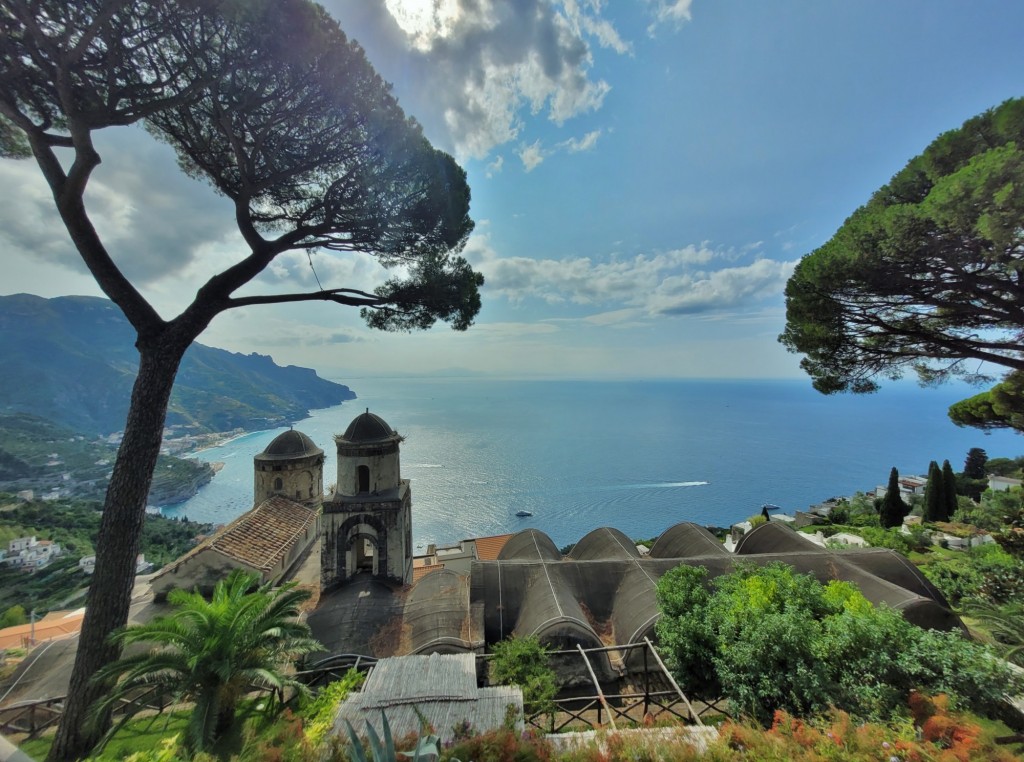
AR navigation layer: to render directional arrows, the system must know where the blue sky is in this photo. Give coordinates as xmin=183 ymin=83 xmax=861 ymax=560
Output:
xmin=3 ymin=1 xmax=1024 ymax=381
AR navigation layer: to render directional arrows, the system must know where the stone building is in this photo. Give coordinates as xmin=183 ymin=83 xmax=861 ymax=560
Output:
xmin=154 ymin=409 xmax=413 ymax=598
xmin=320 ymin=411 xmax=413 ymax=590
xmin=151 ymin=495 xmax=320 ymax=600
xmin=151 ymin=426 xmax=327 ymax=598
xmin=253 ymin=428 xmax=324 ymax=508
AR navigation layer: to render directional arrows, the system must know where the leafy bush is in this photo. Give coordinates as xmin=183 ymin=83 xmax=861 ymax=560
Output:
xmin=921 ymin=542 xmax=1024 ymax=606
xmin=856 ymin=526 xmax=911 ymax=553
xmin=489 ymin=636 xmax=558 ymax=722
xmin=655 ymin=562 xmax=1022 ymax=725
xmin=301 ymin=668 xmax=366 ymax=746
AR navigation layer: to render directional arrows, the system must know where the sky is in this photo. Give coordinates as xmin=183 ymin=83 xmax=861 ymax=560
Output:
xmin=2 ymin=0 xmax=1024 ymax=381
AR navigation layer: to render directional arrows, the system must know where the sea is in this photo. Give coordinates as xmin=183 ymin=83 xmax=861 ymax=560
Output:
xmin=162 ymin=377 xmax=1024 ymax=550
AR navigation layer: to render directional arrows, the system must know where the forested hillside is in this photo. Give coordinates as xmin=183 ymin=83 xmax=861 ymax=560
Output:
xmin=0 ymin=414 xmax=213 ymax=505
xmin=0 ymin=494 xmax=212 ymax=614
xmin=0 ymin=294 xmax=355 ymax=435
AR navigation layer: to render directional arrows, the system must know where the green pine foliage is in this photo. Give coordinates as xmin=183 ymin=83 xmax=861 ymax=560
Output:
xmin=964 ymin=448 xmax=989 ymax=479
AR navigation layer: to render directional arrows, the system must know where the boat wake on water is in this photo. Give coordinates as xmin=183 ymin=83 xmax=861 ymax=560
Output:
xmin=602 ymin=481 xmax=709 ymax=490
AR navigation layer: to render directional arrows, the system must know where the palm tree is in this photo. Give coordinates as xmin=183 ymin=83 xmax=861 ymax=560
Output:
xmin=91 ymin=570 xmax=323 ymax=752
xmin=964 ymin=599 xmax=1024 ymax=667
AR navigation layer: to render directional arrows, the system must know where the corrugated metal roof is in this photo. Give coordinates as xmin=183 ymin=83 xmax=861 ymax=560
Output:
xmin=334 ymin=653 xmax=523 ymax=744
xmin=362 ymin=653 xmax=477 ymax=705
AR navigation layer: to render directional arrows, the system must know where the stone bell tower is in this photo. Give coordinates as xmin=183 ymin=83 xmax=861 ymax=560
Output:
xmin=320 ymin=410 xmax=412 ymax=589
xmin=253 ymin=428 xmax=324 ymax=509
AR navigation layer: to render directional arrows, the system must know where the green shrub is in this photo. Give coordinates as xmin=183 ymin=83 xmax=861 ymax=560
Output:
xmin=489 ymin=636 xmax=558 ymax=722
xmin=857 ymin=526 xmax=911 ymax=553
xmin=655 ymin=561 xmax=1022 ymax=725
xmin=301 ymin=668 xmax=366 ymax=746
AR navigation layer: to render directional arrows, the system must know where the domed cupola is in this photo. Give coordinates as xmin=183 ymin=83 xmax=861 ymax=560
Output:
xmin=334 ymin=409 xmax=403 ymax=497
xmin=341 ymin=411 xmax=395 ymax=443
xmin=253 ymin=428 xmax=324 ymax=508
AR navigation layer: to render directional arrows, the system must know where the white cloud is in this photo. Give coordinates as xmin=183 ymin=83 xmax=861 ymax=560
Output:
xmin=519 ymin=140 xmax=547 ymax=172
xmin=560 ymin=129 xmax=602 ymax=152
xmin=0 ymin=127 xmax=238 ymax=287
xmin=329 ymin=1 xmax=628 ymax=161
xmin=486 ymin=154 xmax=504 ymax=178
xmin=469 ymin=234 xmax=795 ymax=316
xmin=649 ymin=259 xmax=797 ymax=315
xmin=257 ymin=250 xmax=389 ymax=294
xmin=646 ymin=0 xmax=694 ymax=34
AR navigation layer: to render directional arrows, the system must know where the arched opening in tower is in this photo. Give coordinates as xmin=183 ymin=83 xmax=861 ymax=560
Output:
xmin=346 ymin=531 xmax=378 ymax=575
xmin=357 ymin=465 xmax=370 ymax=494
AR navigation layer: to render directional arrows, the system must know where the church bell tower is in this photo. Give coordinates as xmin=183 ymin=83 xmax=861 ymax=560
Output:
xmin=320 ymin=410 xmax=412 ymax=589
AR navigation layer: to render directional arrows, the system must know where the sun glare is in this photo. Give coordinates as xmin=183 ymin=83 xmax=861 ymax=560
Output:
xmin=384 ymin=0 xmax=461 ymax=49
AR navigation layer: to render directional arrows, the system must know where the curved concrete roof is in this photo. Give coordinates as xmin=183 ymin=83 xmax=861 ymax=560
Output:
xmin=649 ymin=522 xmax=730 ymax=558
xmin=497 ymin=528 xmax=562 ymax=561
xmin=734 ymin=520 xmax=820 ymax=555
xmin=410 ymin=520 xmax=965 ymax=674
xmin=405 ymin=569 xmax=473 ymax=654
xmin=257 ymin=429 xmax=323 ymax=460
xmin=568 ymin=527 xmax=639 ymax=560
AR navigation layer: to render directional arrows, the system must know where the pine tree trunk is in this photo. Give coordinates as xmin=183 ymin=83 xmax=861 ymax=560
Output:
xmin=47 ymin=343 xmax=185 ymax=762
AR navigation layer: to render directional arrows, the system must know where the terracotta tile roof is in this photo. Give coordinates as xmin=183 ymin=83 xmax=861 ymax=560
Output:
xmin=471 ymin=534 xmax=513 ymax=561
xmin=412 ymin=562 xmax=445 ymax=583
xmin=153 ymin=496 xmax=318 ymax=578
xmin=0 ymin=610 xmax=84 ymax=649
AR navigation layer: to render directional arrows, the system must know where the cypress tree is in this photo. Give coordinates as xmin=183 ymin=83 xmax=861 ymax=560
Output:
xmin=880 ymin=467 xmax=908 ymax=529
xmin=941 ymin=460 xmax=959 ymax=521
xmin=964 ymin=448 xmax=988 ymax=480
xmin=924 ymin=460 xmax=943 ymax=522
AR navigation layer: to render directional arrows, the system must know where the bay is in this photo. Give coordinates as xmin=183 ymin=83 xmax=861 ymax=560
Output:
xmin=162 ymin=377 xmax=1024 ymax=549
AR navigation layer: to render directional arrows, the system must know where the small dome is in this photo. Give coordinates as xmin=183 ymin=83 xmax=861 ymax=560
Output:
xmin=341 ymin=410 xmax=395 ymax=442
xmin=258 ymin=429 xmax=323 ymax=460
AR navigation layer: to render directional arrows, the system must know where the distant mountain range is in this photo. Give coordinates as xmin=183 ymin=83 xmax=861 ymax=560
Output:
xmin=0 ymin=294 xmax=355 ymax=435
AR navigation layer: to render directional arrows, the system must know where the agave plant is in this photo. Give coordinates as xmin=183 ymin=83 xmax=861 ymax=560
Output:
xmin=344 ymin=710 xmax=441 ymax=762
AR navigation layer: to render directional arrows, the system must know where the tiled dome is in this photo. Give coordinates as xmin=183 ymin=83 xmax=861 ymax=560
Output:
xmin=341 ymin=410 xmax=395 ymax=442
xmin=258 ymin=429 xmax=322 ymax=459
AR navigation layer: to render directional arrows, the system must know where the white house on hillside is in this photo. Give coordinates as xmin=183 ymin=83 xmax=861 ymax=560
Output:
xmin=6 ymin=537 xmax=62 ymax=570
xmin=988 ymin=475 xmax=1023 ymax=492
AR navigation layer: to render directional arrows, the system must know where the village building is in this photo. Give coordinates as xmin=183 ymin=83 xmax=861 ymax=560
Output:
xmin=4 ymin=537 xmax=62 ymax=570
xmin=988 ymin=474 xmax=1023 ymax=492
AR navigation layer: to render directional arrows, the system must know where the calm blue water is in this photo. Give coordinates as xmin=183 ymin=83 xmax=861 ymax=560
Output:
xmin=163 ymin=378 xmax=1023 ymax=549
